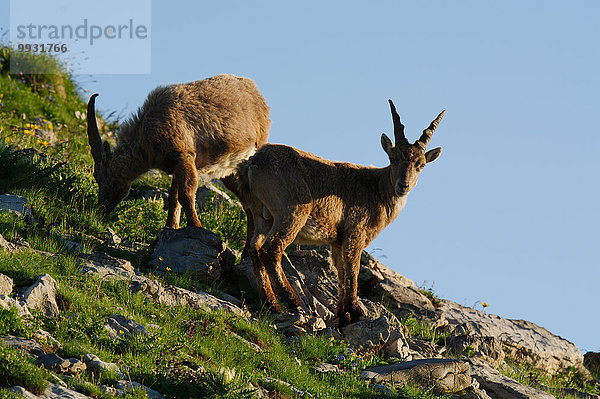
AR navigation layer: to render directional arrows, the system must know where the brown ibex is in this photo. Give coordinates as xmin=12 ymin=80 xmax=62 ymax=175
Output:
xmin=87 ymin=74 xmax=270 ymax=230
xmin=236 ymin=100 xmax=445 ymax=327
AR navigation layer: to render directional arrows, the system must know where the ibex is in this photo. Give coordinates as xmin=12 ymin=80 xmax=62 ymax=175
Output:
xmin=87 ymin=74 xmax=270 ymax=230
xmin=237 ymin=100 xmax=445 ymax=327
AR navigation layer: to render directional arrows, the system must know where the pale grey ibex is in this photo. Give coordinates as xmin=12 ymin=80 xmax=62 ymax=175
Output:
xmin=236 ymin=100 xmax=445 ymax=327
xmin=87 ymin=74 xmax=270 ymax=231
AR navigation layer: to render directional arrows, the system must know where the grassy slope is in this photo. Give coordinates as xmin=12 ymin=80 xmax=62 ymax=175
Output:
xmin=0 ymin=47 xmax=596 ymax=399
xmin=0 ymin=47 xmax=444 ymax=399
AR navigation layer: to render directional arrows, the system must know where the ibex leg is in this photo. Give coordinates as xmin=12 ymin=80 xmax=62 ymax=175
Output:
xmin=166 ymin=173 xmax=182 ymax=228
xmin=175 ymin=154 xmax=202 ymax=227
xmin=257 ymin=212 xmax=308 ymax=311
xmin=249 ymin=217 xmax=281 ymax=312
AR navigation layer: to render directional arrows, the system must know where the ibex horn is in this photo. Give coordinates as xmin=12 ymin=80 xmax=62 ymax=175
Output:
xmin=87 ymin=93 xmax=102 ymax=162
xmin=416 ymin=110 xmax=446 ymax=150
xmin=388 ymin=99 xmax=409 ymax=146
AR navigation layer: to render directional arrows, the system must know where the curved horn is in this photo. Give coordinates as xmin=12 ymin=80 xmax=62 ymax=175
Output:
xmin=416 ymin=110 xmax=446 ymax=150
xmin=87 ymin=93 xmax=102 ymax=162
xmin=388 ymin=99 xmax=409 ymax=146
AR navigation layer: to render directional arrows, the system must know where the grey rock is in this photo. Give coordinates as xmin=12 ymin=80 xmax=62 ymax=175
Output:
xmin=80 ymin=252 xmax=134 ymax=278
xmin=443 ymin=300 xmax=585 ymax=375
xmin=361 ymin=358 xmax=472 ymax=394
xmin=84 ymin=353 xmax=122 ymax=375
xmin=148 ymin=226 xmax=236 ymax=279
xmin=35 ymin=128 xmax=58 ymax=145
xmin=129 ymin=276 xmax=248 ymax=317
xmin=467 ymin=358 xmax=555 ymax=399
xmin=0 ymin=194 xmax=30 ymax=217
xmin=0 ymin=273 xmax=13 ymax=295
xmin=238 ymin=248 xmax=442 ymax=327
xmin=360 ymin=251 xmax=443 ymax=324
xmin=447 ymin=335 xmax=506 ymax=369
xmin=343 ymin=316 xmax=394 ymax=350
xmin=408 ymin=338 xmax=446 ymax=360
xmin=102 ymin=228 xmax=122 ymax=245
xmin=41 ymin=382 xmax=92 ymax=398
xmin=455 ymin=379 xmax=494 ymax=399
xmin=99 ymin=385 xmax=125 ymax=396
xmin=35 ymin=353 xmax=86 ymax=374
xmin=385 ymin=333 xmax=411 ymax=360
xmin=313 ymin=362 xmax=340 ymax=374
xmin=0 ymin=232 xmax=17 ymax=252
xmin=10 ymin=385 xmax=38 ymax=399
xmin=81 ymin=251 xmax=247 ymax=317
xmin=23 ymin=274 xmax=60 ymax=318
xmin=115 ymin=380 xmax=164 ymax=399
xmin=33 ymin=329 xmax=62 ymax=350
xmin=0 ymin=294 xmax=31 ymax=317
xmin=105 ymin=314 xmax=149 ymax=339
xmin=0 ymin=335 xmax=45 ymax=357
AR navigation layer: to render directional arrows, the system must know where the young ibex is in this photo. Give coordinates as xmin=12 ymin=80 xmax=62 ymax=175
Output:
xmin=237 ymin=100 xmax=445 ymax=327
xmin=87 ymin=74 xmax=270 ymax=229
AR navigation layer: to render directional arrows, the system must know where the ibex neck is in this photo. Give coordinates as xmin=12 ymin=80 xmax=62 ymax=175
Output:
xmin=379 ymin=166 xmax=408 ymax=222
xmin=110 ymin=135 xmax=150 ymax=183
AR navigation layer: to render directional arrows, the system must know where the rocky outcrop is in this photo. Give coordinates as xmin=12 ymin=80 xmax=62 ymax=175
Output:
xmin=148 ymin=227 xmax=236 ymax=280
xmin=104 ymin=314 xmax=150 ymax=339
xmin=34 ymin=353 xmax=86 ymax=375
xmin=23 ymin=274 xmax=60 ymax=318
xmin=83 ymin=354 xmax=121 ymax=375
xmin=81 ymin=252 xmax=246 ymax=317
xmin=13 ymin=383 xmax=93 ymax=399
xmin=467 ymin=358 xmax=555 ymax=399
xmin=0 ymin=194 xmax=30 ymax=217
xmin=442 ymin=300 xmax=584 ymax=375
xmin=0 ymin=272 xmax=13 ymax=295
xmin=361 ymin=358 xmax=472 ymax=394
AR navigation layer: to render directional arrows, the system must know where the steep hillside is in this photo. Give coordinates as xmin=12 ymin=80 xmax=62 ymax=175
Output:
xmin=0 ymin=48 xmax=598 ymax=399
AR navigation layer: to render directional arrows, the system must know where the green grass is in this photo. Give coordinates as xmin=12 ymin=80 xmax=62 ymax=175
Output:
xmin=500 ymin=361 xmax=600 ymax=399
xmin=0 ymin=343 xmax=50 ymax=394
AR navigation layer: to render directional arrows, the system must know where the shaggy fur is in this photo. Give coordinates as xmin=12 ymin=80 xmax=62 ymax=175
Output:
xmin=87 ymin=74 xmax=270 ymax=230
xmin=235 ymin=101 xmax=445 ymax=327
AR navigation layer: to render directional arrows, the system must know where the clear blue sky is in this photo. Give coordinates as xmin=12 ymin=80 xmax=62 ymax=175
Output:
xmin=2 ymin=1 xmax=598 ymax=352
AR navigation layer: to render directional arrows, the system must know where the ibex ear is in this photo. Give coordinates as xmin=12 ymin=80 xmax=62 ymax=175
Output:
xmin=381 ymin=133 xmax=394 ymax=156
xmin=425 ymin=147 xmax=442 ymax=163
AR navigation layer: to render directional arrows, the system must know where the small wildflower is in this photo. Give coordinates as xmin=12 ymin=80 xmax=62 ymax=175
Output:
xmin=481 ymin=302 xmax=490 ymax=308
xmin=166 ymin=267 xmax=171 ymax=272
xmin=157 ymin=336 xmax=162 ymax=341
xmin=337 ymin=354 xmax=346 ymax=361
xmin=119 ymin=329 xmax=124 ymax=334
xmin=159 ymin=256 xmax=163 ymax=261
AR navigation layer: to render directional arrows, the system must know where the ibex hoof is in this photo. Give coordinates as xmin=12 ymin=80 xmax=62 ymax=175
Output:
xmin=338 ymin=303 xmax=366 ymax=328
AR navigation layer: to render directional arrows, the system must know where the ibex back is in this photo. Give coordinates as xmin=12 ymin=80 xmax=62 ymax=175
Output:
xmin=87 ymin=74 xmax=270 ymax=229
xmin=236 ymin=100 xmax=445 ymax=327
